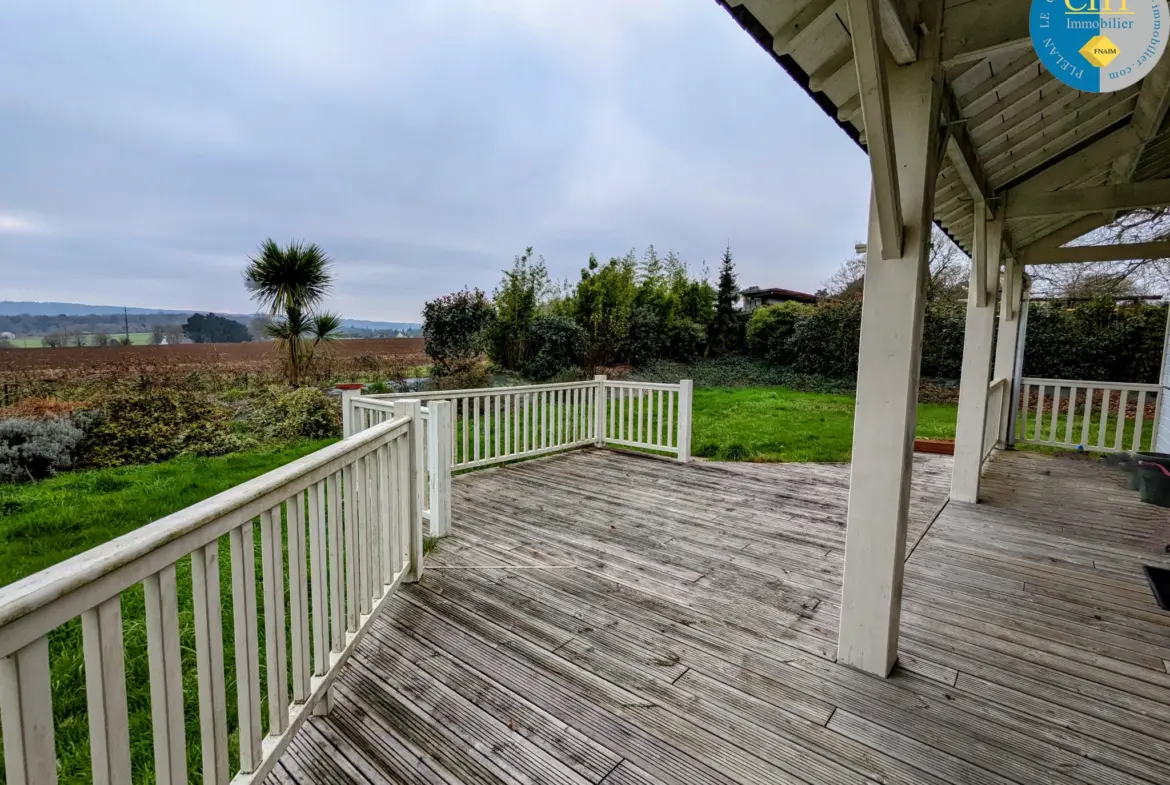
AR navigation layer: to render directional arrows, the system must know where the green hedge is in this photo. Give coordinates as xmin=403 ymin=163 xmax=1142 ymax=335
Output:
xmin=1022 ymin=298 xmax=1165 ymax=383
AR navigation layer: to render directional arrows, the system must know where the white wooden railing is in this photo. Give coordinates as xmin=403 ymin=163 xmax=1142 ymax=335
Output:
xmin=1016 ymin=377 xmax=1161 ymax=453
xmin=983 ymin=377 xmax=1010 ymax=459
xmin=0 ymin=403 xmax=427 ymax=785
xmin=346 ymin=397 xmax=453 ymax=537
xmin=344 ymin=375 xmax=693 ymax=469
xmin=601 ymin=379 xmax=693 ymax=461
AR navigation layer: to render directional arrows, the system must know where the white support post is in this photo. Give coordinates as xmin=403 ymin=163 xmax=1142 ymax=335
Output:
xmin=399 ymin=400 xmax=425 ymax=582
xmin=428 ymin=400 xmax=453 ymax=537
xmin=337 ymin=384 xmax=363 ymax=438
xmin=594 ymin=375 xmax=607 ymax=447
xmin=677 ymin=379 xmax=694 ymax=463
xmin=993 ymin=258 xmax=1025 ymax=444
xmin=951 ymin=216 xmax=1004 ymax=503
xmin=838 ymin=0 xmax=943 ymax=679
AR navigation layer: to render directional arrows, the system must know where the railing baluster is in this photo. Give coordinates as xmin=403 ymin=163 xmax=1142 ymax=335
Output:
xmin=260 ymin=506 xmax=289 ymax=732
xmin=328 ymin=472 xmax=344 ymax=652
xmin=382 ymin=444 xmax=394 ymax=585
xmin=473 ymin=395 xmax=481 ymax=462
xmin=191 ymin=542 xmax=229 ymax=784
xmin=1047 ymin=385 xmax=1060 ymax=444
xmin=0 ymin=635 xmax=56 ymax=785
xmin=309 ymin=481 xmax=329 ymax=674
xmin=494 ymin=394 xmax=501 ymax=459
xmin=462 ymin=396 xmax=470 ymax=465
xmin=656 ymin=390 xmax=663 ymax=446
xmin=1064 ymin=385 xmax=1076 ymax=446
xmin=364 ymin=453 xmax=378 ymax=602
xmin=144 ymin=564 xmax=187 ymax=784
xmin=81 ymin=597 xmax=130 ymax=785
xmin=1098 ymin=390 xmax=1111 ymax=450
xmin=1113 ymin=389 xmax=1128 ymax=451
xmin=229 ymin=521 xmax=263 ymax=772
xmin=1080 ymin=387 xmax=1094 ymax=447
xmin=637 ymin=388 xmax=644 ymax=443
xmin=667 ymin=389 xmax=675 ymax=447
xmin=389 ymin=441 xmax=402 ymax=575
xmin=397 ymin=427 xmax=410 ymax=575
xmin=355 ymin=459 xmax=370 ymax=616
xmin=618 ymin=387 xmax=625 ymax=442
xmin=1135 ymin=390 xmax=1148 ymax=452
xmin=1019 ymin=382 xmax=1030 ymax=441
xmin=506 ymin=394 xmax=513 ymax=455
xmin=288 ymin=492 xmax=311 ymax=702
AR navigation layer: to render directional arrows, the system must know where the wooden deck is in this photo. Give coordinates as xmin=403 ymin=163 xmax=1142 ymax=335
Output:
xmin=267 ymin=448 xmax=1170 ymax=785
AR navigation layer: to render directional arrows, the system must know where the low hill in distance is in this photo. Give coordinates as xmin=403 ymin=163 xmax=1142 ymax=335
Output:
xmin=0 ymin=301 xmax=420 ymax=338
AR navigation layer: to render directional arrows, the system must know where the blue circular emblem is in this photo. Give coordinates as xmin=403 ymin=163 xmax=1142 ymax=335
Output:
xmin=1031 ymin=0 xmax=1169 ymax=92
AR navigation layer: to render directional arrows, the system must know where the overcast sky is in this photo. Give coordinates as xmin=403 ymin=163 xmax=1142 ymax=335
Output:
xmin=0 ymin=0 xmax=870 ymax=322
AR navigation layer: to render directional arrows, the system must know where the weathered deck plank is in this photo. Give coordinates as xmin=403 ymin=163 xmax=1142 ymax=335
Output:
xmin=269 ymin=448 xmax=1170 ymax=785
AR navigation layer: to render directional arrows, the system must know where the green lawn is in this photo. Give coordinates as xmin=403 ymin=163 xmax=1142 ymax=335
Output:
xmin=0 ymin=440 xmax=333 ymax=784
xmin=691 ymin=387 xmax=958 ymax=462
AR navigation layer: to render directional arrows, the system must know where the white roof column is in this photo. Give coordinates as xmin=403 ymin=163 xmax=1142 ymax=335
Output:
xmin=837 ymin=0 xmax=943 ymax=678
xmin=950 ymin=209 xmax=1004 ymax=503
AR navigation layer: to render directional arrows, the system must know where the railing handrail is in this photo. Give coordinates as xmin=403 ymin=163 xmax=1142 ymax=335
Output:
xmin=1019 ymin=376 xmax=1160 ymax=392
xmin=360 ymin=379 xmax=601 ymax=401
xmin=0 ymin=415 xmax=409 ymax=649
xmin=604 ymin=380 xmax=683 ymax=391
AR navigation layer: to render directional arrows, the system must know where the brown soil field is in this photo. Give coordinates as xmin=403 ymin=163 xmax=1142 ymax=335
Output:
xmin=0 ymin=338 xmax=425 ymax=374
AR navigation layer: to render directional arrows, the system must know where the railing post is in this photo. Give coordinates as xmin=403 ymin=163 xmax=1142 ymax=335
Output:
xmin=677 ymin=379 xmax=693 ymax=463
xmin=594 ymin=375 xmax=607 ymax=448
xmin=336 ymin=384 xmax=364 ymax=438
xmin=398 ymin=400 xmax=425 ymax=582
xmin=428 ymin=400 xmax=453 ymax=537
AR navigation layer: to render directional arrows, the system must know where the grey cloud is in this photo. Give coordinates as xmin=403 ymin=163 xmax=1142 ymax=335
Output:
xmin=0 ymin=0 xmax=869 ymax=320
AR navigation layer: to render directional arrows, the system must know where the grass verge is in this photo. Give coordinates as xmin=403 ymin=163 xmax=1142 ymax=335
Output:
xmin=691 ymin=387 xmax=958 ymax=462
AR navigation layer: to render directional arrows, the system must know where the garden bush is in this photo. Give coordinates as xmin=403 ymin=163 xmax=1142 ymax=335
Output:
xmin=77 ymin=388 xmax=242 ymax=468
xmin=1023 ymin=297 xmax=1165 ymax=383
xmin=523 ymin=315 xmax=588 ymax=381
xmin=423 ymin=288 xmax=495 ymax=375
xmin=788 ymin=297 xmax=863 ymax=378
xmin=0 ymin=417 xmax=84 ymax=482
xmin=249 ymin=387 xmax=340 ymax=442
xmin=746 ymin=302 xmax=814 ymax=365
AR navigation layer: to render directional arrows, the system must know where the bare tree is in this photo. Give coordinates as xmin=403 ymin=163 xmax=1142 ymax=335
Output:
xmin=1028 ymin=209 xmax=1170 ymax=297
xmin=92 ymin=332 xmax=113 ymax=347
xmin=162 ymin=324 xmax=183 ymax=344
xmin=822 ymin=227 xmax=969 ymax=301
xmin=41 ymin=332 xmax=65 ymax=348
xmin=248 ymin=315 xmax=273 ymax=341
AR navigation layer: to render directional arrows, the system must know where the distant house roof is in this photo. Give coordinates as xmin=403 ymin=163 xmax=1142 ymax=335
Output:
xmin=739 ymin=287 xmax=818 ymax=304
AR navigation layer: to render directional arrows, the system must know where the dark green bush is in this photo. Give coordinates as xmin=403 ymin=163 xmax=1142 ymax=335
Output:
xmin=77 ymin=389 xmax=242 ymax=468
xmin=746 ymin=302 xmax=814 ymax=364
xmin=920 ymin=300 xmax=966 ymax=379
xmin=667 ymin=319 xmax=707 ymax=362
xmin=249 ymin=387 xmax=340 ymax=442
xmin=788 ymin=297 xmax=863 ymax=378
xmin=0 ymin=418 xmax=84 ymax=482
xmin=627 ymin=307 xmax=667 ymax=368
xmin=423 ymin=289 xmax=495 ymax=375
xmin=522 ymin=315 xmax=588 ymax=381
xmin=1023 ymin=298 xmax=1165 ymax=383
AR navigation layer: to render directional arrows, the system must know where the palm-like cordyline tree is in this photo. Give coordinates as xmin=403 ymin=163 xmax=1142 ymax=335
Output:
xmin=244 ymin=239 xmax=341 ymax=386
